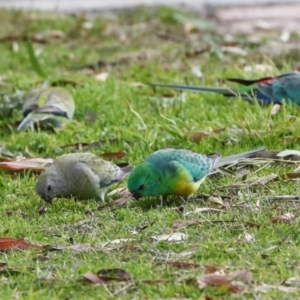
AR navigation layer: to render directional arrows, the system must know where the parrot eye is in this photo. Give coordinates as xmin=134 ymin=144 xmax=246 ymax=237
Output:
xmin=138 ymin=184 xmax=145 ymax=190
xmin=47 ymin=185 xmax=52 ymax=192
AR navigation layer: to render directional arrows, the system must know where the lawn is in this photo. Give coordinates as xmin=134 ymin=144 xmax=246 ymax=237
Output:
xmin=1 ymin=6 xmax=300 ymax=299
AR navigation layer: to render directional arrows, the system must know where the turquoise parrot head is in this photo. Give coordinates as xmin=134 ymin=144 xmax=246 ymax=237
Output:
xmin=127 ymin=163 xmax=162 ymax=199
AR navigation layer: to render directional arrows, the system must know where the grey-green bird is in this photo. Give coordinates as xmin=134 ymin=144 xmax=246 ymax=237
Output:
xmin=36 ymin=153 xmax=132 ymax=203
xmin=17 ymin=87 xmax=75 ymax=131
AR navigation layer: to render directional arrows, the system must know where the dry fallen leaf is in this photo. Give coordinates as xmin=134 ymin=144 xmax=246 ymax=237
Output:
xmin=0 ymin=157 xmax=53 ymax=172
xmin=101 ymin=151 xmax=126 ymax=160
xmin=151 ymin=232 xmax=188 ymax=242
xmin=0 ymin=237 xmax=42 ymax=251
xmin=194 ymin=269 xmax=252 ymax=293
xmin=269 ymin=213 xmax=295 ymax=224
xmin=98 ymin=195 xmax=132 ymax=210
xmin=82 ymin=272 xmax=105 ymax=285
xmin=187 ymin=128 xmax=225 ymax=142
xmin=208 ymin=196 xmax=226 ymax=209
xmin=82 ymin=268 xmax=132 ymax=285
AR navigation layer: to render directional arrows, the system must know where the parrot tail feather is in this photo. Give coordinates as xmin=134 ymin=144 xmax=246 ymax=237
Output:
xmin=206 ymin=153 xmax=222 ymax=171
xmin=147 ymin=83 xmax=254 ymax=101
xmin=216 ymin=147 xmax=266 ymax=168
xmin=121 ymin=166 xmax=133 ymax=175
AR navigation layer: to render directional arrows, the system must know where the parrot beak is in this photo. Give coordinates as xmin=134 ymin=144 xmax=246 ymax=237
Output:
xmin=40 ymin=193 xmax=53 ymax=204
xmin=131 ymin=192 xmax=141 ymax=200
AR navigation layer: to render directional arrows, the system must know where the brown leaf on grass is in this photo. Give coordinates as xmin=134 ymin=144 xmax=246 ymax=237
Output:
xmin=0 ymin=157 xmax=53 ymax=172
xmin=98 ymin=195 xmax=132 ymax=210
xmin=209 ymin=196 xmax=226 ymax=209
xmin=101 ymin=151 xmax=126 ymax=160
xmin=205 ymin=265 xmax=222 ymax=274
xmin=82 ymin=272 xmax=106 ymax=285
xmin=282 ymin=173 xmax=300 ymax=180
xmin=172 ymin=219 xmax=206 ymax=229
xmin=82 ymin=269 xmax=132 ymax=285
xmin=158 ymin=261 xmax=200 ymax=269
xmin=269 ymin=213 xmax=295 ymax=224
xmin=0 ymin=157 xmax=12 ymax=162
xmin=187 ymin=128 xmax=225 ymax=142
xmin=0 ymin=237 xmax=42 ymax=251
xmin=195 ymin=269 xmax=252 ymax=293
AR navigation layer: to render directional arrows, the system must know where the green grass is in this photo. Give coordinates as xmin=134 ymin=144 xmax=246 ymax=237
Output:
xmin=1 ymin=6 xmax=300 ymax=299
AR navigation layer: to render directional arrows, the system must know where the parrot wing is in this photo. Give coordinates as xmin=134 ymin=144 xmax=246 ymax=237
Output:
xmin=18 ymin=87 xmax=75 ymax=131
xmin=146 ymin=149 xmax=221 ymax=182
xmin=17 ymin=112 xmax=70 ymax=131
xmin=22 ymin=87 xmax=75 ymax=119
xmin=76 ymin=154 xmax=131 ymax=188
xmin=228 ymin=72 xmax=300 ymax=105
xmin=256 ymin=73 xmax=300 ymax=105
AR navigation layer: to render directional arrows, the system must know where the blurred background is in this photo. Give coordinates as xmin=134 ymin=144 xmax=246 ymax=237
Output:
xmin=0 ymin=0 xmax=299 ymax=11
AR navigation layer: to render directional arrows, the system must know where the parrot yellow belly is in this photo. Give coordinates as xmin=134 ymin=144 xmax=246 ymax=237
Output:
xmin=172 ymin=173 xmax=206 ymax=196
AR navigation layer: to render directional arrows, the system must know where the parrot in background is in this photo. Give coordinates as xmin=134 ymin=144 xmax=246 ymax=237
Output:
xmin=148 ymin=72 xmax=300 ymax=106
xmin=36 ymin=153 xmax=132 ymax=203
xmin=127 ymin=147 xmax=265 ymax=200
xmin=17 ymin=87 xmax=75 ymax=131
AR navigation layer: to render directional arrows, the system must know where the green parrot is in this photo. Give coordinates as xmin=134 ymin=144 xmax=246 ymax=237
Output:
xmin=36 ymin=153 xmax=132 ymax=203
xmin=148 ymin=72 xmax=300 ymax=106
xmin=127 ymin=147 xmax=265 ymax=199
xmin=17 ymin=87 xmax=75 ymax=131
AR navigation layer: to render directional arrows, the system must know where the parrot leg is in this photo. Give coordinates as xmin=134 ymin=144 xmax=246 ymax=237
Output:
xmin=97 ymin=188 xmax=109 ymax=202
xmin=160 ymin=195 xmax=168 ymax=207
